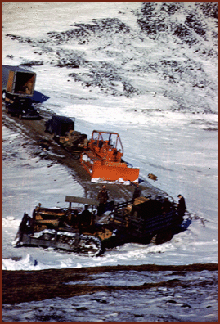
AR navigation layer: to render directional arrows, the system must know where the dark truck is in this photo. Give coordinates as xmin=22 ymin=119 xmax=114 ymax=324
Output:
xmin=45 ymin=115 xmax=87 ymax=157
xmin=2 ymin=65 xmax=39 ymax=119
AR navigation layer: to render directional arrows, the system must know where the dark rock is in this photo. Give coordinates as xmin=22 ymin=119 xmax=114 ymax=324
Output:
xmin=167 ymin=299 xmax=177 ymax=304
xmin=181 ymin=303 xmax=191 ymax=308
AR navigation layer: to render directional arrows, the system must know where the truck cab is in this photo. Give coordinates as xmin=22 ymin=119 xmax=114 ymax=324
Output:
xmin=5 ymin=96 xmax=40 ymax=119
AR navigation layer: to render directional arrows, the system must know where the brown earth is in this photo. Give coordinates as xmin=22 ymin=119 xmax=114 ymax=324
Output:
xmin=2 ymin=263 xmax=218 ymax=305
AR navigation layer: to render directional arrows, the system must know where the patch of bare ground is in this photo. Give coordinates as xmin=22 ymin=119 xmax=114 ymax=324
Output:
xmin=2 ymin=263 xmax=218 ymax=304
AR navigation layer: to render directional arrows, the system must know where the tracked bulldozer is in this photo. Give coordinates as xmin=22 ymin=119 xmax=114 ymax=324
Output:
xmin=80 ymin=130 xmax=139 ymax=183
xmin=45 ymin=115 xmax=87 ymax=158
xmin=14 ymin=195 xmax=191 ymax=256
xmin=15 ymin=197 xmax=104 ymax=256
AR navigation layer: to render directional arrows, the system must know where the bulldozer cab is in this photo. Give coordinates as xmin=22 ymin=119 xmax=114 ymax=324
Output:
xmin=91 ymin=131 xmax=123 ymax=152
xmin=81 ymin=130 xmax=139 ymax=183
xmin=89 ymin=131 xmax=123 ymax=163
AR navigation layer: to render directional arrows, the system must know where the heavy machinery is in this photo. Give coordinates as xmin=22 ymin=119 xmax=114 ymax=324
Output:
xmin=5 ymin=96 xmax=40 ymax=119
xmin=2 ymin=65 xmax=39 ymax=119
xmin=45 ymin=115 xmax=87 ymax=157
xmin=15 ymin=195 xmax=191 ymax=256
xmin=80 ymin=130 xmax=139 ymax=183
xmin=15 ymin=197 xmax=103 ymax=256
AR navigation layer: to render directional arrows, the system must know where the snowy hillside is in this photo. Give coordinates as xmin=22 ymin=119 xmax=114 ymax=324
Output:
xmin=3 ymin=2 xmax=218 ymax=114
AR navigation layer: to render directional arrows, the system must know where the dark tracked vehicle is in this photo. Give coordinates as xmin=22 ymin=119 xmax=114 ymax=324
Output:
xmin=45 ymin=114 xmax=87 ymax=158
xmin=15 ymin=195 xmax=191 ymax=256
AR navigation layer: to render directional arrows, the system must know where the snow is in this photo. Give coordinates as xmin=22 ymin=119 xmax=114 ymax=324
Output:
xmin=2 ymin=2 xmax=218 ymax=271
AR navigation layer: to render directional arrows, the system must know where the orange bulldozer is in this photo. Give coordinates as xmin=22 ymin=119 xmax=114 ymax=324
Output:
xmin=80 ymin=130 xmax=139 ymax=183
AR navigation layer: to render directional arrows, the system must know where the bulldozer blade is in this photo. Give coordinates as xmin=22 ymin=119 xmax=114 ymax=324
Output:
xmin=91 ymin=164 xmax=139 ymax=183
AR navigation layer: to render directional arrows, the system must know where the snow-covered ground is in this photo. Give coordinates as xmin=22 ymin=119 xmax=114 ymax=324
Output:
xmin=2 ymin=2 xmax=218 ymax=271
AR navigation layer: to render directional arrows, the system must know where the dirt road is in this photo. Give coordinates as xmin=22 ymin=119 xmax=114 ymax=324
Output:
xmin=2 ymin=104 xmax=164 ymax=203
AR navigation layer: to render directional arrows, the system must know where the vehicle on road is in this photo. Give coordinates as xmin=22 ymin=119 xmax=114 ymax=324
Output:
xmin=15 ymin=195 xmax=191 ymax=256
xmin=45 ymin=115 xmax=87 ymax=157
xmin=2 ymin=65 xmax=39 ymax=119
xmin=80 ymin=130 xmax=140 ymax=183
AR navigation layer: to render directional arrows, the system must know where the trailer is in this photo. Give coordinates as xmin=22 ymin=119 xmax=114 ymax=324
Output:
xmin=2 ymin=65 xmax=39 ymax=119
xmin=2 ymin=65 xmax=36 ymax=99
